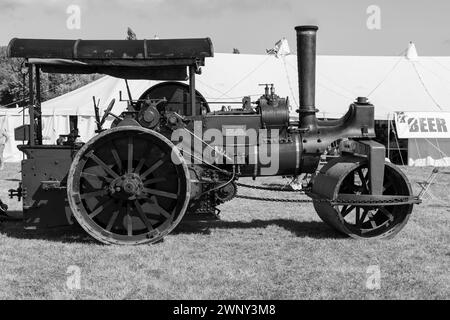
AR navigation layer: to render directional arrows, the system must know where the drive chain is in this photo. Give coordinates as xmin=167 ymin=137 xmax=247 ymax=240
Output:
xmin=235 ymin=183 xmax=420 ymax=205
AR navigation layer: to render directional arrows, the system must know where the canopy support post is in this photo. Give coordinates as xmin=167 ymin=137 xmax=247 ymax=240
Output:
xmin=35 ymin=66 xmax=43 ymax=145
xmin=189 ymin=65 xmax=196 ymax=116
xmin=28 ymin=64 xmax=35 ymax=146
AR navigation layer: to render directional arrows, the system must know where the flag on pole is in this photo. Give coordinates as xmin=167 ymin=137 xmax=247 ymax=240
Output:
xmin=266 ymin=37 xmax=291 ymax=58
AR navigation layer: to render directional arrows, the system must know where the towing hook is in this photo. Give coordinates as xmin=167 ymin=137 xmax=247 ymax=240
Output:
xmin=9 ymin=182 xmax=23 ymax=202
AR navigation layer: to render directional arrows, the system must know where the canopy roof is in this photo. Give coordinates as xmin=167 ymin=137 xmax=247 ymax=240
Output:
xmin=7 ymin=37 xmax=213 ymax=80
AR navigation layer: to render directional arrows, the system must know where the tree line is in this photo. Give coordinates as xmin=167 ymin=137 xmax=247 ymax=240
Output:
xmin=0 ymin=46 xmax=100 ymax=108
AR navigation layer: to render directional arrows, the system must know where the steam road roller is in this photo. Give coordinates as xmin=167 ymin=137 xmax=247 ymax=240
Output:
xmin=6 ymin=25 xmax=420 ymax=244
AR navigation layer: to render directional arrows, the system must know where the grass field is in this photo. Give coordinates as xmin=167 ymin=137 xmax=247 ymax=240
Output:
xmin=0 ymin=162 xmax=449 ymax=300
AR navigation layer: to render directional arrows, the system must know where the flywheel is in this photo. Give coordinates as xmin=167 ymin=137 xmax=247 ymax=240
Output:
xmin=312 ymin=156 xmax=413 ymax=239
xmin=67 ymin=126 xmax=190 ymax=245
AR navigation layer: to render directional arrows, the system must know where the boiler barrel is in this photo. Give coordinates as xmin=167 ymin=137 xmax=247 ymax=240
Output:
xmin=235 ymin=135 xmax=317 ymax=177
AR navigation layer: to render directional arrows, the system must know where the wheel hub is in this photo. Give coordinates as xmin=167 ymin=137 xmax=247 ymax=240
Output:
xmin=109 ymin=173 xmax=144 ymax=199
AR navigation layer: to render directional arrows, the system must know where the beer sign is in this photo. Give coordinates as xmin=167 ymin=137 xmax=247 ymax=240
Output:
xmin=394 ymin=112 xmax=450 ymax=138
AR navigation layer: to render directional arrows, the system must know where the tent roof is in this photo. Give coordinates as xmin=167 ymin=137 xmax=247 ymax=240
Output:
xmin=27 ymin=52 xmax=450 ymax=120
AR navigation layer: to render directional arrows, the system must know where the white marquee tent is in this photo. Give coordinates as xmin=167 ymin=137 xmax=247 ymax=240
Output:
xmin=2 ymin=49 xmax=450 ymax=165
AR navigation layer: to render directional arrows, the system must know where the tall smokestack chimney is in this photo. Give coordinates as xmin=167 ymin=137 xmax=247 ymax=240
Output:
xmin=295 ymin=25 xmax=318 ymax=131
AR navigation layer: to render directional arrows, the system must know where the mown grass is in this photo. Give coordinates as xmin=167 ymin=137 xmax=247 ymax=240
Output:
xmin=0 ymin=163 xmax=449 ymax=299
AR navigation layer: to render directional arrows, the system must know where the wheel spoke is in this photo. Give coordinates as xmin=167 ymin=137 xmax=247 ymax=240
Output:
xmin=142 ymin=198 xmax=172 ymax=219
xmin=379 ymin=207 xmax=394 ymax=221
xmin=127 ymin=136 xmax=133 ymax=174
xmin=141 ymin=210 xmax=164 ymax=221
xmin=134 ymin=158 xmax=146 ymax=175
xmin=341 ymin=205 xmax=355 ymax=217
xmin=140 ymin=201 xmax=166 ymax=220
xmin=81 ymin=189 xmax=108 ymax=199
xmin=134 ymin=145 xmax=153 ymax=174
xmin=154 ymin=203 xmax=172 ymax=219
xmin=143 ymin=177 xmax=167 ymax=186
xmin=89 ymin=198 xmax=114 ymax=219
xmin=106 ymin=207 xmax=120 ymax=231
xmin=110 ymin=143 xmax=123 ymax=174
xmin=357 ymin=208 xmax=369 ymax=228
xmin=134 ymin=200 xmax=154 ymax=231
xmin=87 ymin=151 xmax=120 ymax=179
xmin=368 ymin=213 xmax=377 ymax=228
xmin=82 ymin=172 xmax=113 ymax=183
xmin=141 ymin=154 xmax=167 ymax=179
xmin=126 ymin=202 xmax=133 ymax=236
xmin=143 ymin=188 xmax=177 ymax=199
xmin=81 ymin=175 xmax=96 ymax=189
xmin=357 ymin=169 xmax=369 ymax=193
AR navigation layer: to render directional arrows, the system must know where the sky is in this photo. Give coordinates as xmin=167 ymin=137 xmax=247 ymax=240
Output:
xmin=0 ymin=0 xmax=449 ymax=56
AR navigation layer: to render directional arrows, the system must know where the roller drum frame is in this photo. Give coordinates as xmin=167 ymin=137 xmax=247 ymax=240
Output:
xmin=312 ymin=156 xmax=413 ymax=239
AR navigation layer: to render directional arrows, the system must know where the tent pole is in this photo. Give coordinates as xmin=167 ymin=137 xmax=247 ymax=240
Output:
xmin=392 ymin=119 xmax=405 ymax=165
xmin=387 ymin=114 xmax=390 ymax=160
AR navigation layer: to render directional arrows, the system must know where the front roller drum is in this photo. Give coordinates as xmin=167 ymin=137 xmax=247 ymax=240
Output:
xmin=67 ymin=126 xmax=190 ymax=245
xmin=312 ymin=156 xmax=413 ymax=239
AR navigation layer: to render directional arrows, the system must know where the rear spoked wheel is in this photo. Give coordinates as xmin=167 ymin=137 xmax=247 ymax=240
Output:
xmin=67 ymin=126 xmax=190 ymax=245
xmin=313 ymin=156 xmax=413 ymax=239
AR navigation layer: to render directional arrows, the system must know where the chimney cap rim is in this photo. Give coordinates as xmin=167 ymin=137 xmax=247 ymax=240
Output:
xmin=295 ymin=25 xmax=319 ymax=31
